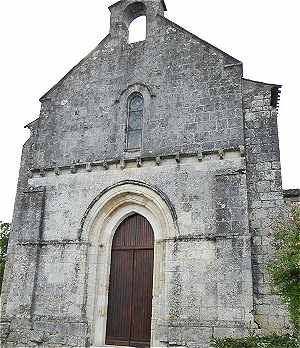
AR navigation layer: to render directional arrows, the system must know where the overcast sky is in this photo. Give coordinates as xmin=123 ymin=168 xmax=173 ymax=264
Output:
xmin=0 ymin=0 xmax=299 ymax=222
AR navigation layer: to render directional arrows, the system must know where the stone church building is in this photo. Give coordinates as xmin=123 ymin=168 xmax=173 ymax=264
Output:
xmin=0 ymin=0 xmax=291 ymax=347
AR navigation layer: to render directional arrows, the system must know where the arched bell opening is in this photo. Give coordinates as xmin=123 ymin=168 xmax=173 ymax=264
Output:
xmin=109 ymin=0 xmax=166 ymax=43
xmin=128 ymin=15 xmax=147 ymax=43
xmin=124 ymin=2 xmax=147 ymax=43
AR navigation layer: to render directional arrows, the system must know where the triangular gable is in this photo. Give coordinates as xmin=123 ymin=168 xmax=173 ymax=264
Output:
xmin=159 ymin=15 xmax=242 ymax=67
xmin=40 ymin=12 xmax=242 ymax=102
xmin=39 ymin=35 xmax=110 ymax=102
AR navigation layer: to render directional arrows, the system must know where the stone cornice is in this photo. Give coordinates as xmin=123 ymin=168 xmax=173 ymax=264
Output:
xmin=27 ymin=146 xmax=246 ymax=178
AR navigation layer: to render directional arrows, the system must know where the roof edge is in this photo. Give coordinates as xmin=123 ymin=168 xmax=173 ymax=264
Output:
xmin=24 ymin=118 xmax=39 ymax=129
xmin=243 ymin=78 xmax=282 ymax=110
xmin=242 ymin=78 xmax=282 ymax=88
xmin=109 ymin=0 xmax=167 ymax=12
xmin=283 ymin=189 xmax=300 ymax=198
xmin=159 ymin=15 xmax=242 ymax=66
xmin=109 ymin=0 xmax=122 ymax=11
xmin=39 ymin=34 xmax=111 ymax=102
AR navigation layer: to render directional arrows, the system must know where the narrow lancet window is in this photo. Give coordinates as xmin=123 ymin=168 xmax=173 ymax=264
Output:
xmin=126 ymin=93 xmax=143 ymax=150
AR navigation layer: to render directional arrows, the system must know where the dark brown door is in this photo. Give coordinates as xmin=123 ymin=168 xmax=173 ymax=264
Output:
xmin=105 ymin=214 xmax=154 ymax=348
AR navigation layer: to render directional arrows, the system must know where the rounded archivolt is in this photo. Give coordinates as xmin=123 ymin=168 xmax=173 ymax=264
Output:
xmin=115 ymin=82 xmax=155 ymax=103
xmin=124 ymin=2 xmax=147 ymax=27
xmin=80 ymin=180 xmax=178 ymax=242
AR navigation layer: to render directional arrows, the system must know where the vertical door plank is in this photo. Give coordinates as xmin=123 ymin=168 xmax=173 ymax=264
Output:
xmin=105 ymin=214 xmax=154 ymax=347
xmin=130 ymin=249 xmax=154 ymax=346
xmin=105 ymin=250 xmax=133 ymax=345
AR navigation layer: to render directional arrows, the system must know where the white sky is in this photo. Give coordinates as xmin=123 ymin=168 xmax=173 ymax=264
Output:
xmin=0 ymin=0 xmax=299 ymax=222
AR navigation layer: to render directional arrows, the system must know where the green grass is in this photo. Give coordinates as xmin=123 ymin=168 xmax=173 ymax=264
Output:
xmin=210 ymin=334 xmax=299 ymax=348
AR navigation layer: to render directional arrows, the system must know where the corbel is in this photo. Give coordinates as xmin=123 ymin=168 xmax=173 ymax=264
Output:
xmin=120 ymin=158 xmax=126 ymax=170
xmin=155 ymin=156 xmax=161 ymax=166
xmin=27 ymin=169 xmax=34 ymax=179
xmin=86 ymin=163 xmax=92 ymax=172
xmin=136 ymin=157 xmax=143 ymax=168
xmin=197 ymin=151 xmax=203 ymax=162
xmin=70 ymin=162 xmax=77 ymax=174
xmin=103 ymin=161 xmax=109 ymax=170
xmin=218 ymin=149 xmax=225 ymax=160
xmin=239 ymin=145 xmax=246 ymax=157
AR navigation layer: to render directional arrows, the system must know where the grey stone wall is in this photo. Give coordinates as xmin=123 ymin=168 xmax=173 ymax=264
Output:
xmin=30 ymin=2 xmax=243 ymax=170
xmin=243 ymin=79 xmax=290 ymax=332
xmin=2 ymin=154 xmax=254 ymax=348
xmin=1 ymin=0 xmax=291 ymax=347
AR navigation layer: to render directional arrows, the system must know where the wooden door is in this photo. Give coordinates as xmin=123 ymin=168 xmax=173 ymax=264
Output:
xmin=105 ymin=214 xmax=154 ymax=347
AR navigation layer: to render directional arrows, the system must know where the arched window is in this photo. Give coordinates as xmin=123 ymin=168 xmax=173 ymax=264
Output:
xmin=126 ymin=93 xmax=144 ymax=151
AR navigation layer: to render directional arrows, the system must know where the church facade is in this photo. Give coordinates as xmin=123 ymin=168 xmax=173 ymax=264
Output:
xmin=0 ymin=1 xmax=291 ymax=347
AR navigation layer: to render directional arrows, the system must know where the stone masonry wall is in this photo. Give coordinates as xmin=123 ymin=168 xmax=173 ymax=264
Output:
xmin=30 ymin=3 xmax=243 ymax=170
xmin=1 ymin=153 xmax=253 ymax=348
xmin=243 ymin=79 xmax=290 ymax=332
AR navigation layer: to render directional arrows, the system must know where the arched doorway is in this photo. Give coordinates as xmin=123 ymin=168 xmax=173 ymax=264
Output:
xmin=83 ymin=182 xmax=178 ymax=347
xmin=105 ymin=214 xmax=154 ymax=347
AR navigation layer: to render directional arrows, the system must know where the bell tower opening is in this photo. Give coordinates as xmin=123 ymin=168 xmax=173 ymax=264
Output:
xmin=129 ymin=15 xmax=146 ymax=43
xmin=125 ymin=2 xmax=147 ymax=43
xmin=109 ymin=0 xmax=167 ymax=42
